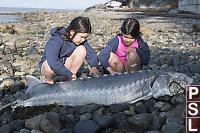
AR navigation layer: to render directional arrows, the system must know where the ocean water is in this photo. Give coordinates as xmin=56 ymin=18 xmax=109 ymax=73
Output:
xmin=0 ymin=15 xmax=23 ymax=23
xmin=0 ymin=7 xmax=69 ymax=23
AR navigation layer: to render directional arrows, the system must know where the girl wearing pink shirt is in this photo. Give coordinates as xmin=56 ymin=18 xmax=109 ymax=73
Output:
xmin=98 ymin=18 xmax=150 ymax=74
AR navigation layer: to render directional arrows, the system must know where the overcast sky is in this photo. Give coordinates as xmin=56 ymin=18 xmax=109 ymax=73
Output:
xmin=0 ymin=0 xmax=109 ymax=10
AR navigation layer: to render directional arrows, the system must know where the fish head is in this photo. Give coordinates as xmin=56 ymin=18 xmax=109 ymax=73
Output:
xmin=152 ymin=71 xmax=193 ymax=98
xmin=168 ymin=72 xmax=193 ymax=95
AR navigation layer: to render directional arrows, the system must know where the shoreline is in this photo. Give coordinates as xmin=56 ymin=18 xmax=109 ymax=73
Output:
xmin=1 ymin=8 xmax=200 ymax=24
xmin=0 ymin=9 xmax=199 ymax=132
xmin=0 ymin=7 xmax=76 ymax=24
xmin=1 ymin=6 xmax=200 ymax=24
xmin=0 ymin=9 xmax=199 ymax=89
xmin=0 ymin=9 xmax=199 ymax=87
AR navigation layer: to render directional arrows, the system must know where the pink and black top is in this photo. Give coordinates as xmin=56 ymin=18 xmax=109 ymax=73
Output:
xmin=116 ymin=35 xmax=139 ymax=65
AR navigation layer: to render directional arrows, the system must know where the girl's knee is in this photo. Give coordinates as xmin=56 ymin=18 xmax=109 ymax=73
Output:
xmin=109 ymin=53 xmax=119 ymax=63
xmin=109 ymin=52 xmax=123 ymax=72
xmin=126 ymin=52 xmax=141 ymax=69
xmin=126 ymin=52 xmax=140 ymax=63
xmin=75 ymin=45 xmax=86 ymax=56
xmin=41 ymin=61 xmax=55 ymax=75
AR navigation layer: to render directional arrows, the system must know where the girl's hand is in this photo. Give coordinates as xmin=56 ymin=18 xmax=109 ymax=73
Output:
xmin=106 ymin=67 xmax=119 ymax=74
xmin=125 ymin=47 xmax=136 ymax=54
xmin=89 ymin=67 xmax=99 ymax=76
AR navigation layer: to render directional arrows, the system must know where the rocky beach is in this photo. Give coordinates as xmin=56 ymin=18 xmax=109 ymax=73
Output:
xmin=0 ymin=9 xmax=200 ymax=133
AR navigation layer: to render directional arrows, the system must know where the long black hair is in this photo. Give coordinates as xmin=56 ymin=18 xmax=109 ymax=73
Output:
xmin=58 ymin=16 xmax=91 ymax=41
xmin=121 ymin=18 xmax=141 ymax=39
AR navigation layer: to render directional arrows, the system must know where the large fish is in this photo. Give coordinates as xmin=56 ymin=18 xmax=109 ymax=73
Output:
xmin=1 ymin=70 xmax=193 ymax=110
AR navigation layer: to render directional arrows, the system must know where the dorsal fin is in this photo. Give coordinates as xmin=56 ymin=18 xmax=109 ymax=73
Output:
xmin=26 ymin=75 xmax=46 ymax=93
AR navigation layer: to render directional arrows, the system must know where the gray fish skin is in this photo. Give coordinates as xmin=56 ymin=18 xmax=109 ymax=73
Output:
xmin=13 ymin=70 xmax=193 ymax=108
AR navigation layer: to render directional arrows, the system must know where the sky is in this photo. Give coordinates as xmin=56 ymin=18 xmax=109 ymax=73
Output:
xmin=0 ymin=0 xmax=109 ymax=10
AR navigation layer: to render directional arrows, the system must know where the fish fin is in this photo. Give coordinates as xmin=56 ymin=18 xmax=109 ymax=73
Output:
xmin=26 ymin=75 xmax=46 ymax=93
xmin=128 ymin=92 xmax=152 ymax=104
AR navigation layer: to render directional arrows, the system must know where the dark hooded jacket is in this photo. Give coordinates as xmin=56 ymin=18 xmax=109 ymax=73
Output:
xmin=39 ymin=27 xmax=99 ymax=78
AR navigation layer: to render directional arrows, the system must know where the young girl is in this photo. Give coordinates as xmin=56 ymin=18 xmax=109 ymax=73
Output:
xmin=39 ymin=16 xmax=99 ymax=84
xmin=98 ymin=18 xmax=150 ymax=74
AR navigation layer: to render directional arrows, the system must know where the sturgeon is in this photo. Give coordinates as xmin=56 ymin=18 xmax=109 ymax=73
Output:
xmin=2 ymin=70 xmax=193 ymax=110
